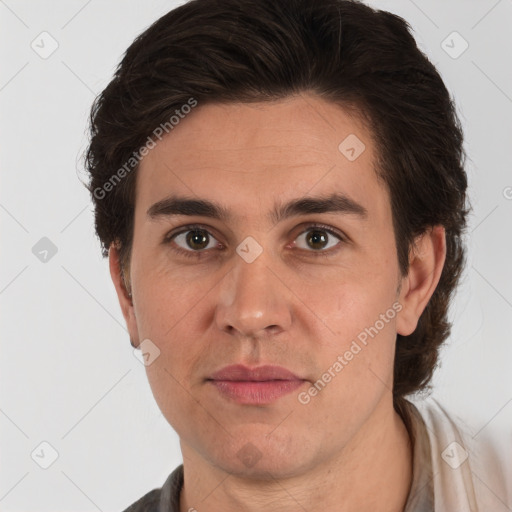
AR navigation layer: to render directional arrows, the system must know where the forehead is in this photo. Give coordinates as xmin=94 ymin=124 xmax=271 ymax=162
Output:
xmin=135 ymin=94 xmax=388 ymax=224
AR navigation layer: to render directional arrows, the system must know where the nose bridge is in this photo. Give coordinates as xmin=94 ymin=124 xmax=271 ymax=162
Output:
xmin=215 ymin=241 xmax=292 ymax=336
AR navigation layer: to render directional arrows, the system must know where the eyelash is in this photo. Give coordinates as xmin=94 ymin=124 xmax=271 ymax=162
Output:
xmin=164 ymin=223 xmax=347 ymax=260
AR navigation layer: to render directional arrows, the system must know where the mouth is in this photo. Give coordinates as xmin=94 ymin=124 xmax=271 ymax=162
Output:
xmin=207 ymin=364 xmax=306 ymax=404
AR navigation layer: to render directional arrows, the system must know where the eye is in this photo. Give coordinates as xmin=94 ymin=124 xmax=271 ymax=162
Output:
xmin=166 ymin=225 xmax=222 ymax=258
xmin=292 ymin=224 xmax=344 ymax=254
xmin=164 ymin=223 xmax=345 ymax=259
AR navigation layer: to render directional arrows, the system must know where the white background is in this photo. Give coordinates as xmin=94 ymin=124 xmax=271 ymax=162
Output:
xmin=1 ymin=0 xmax=511 ymax=510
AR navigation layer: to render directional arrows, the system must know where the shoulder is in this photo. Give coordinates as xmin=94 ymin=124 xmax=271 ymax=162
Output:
xmin=407 ymin=395 xmax=512 ymax=512
xmin=121 ymin=489 xmax=161 ymax=512
xmin=120 ymin=464 xmax=184 ymax=512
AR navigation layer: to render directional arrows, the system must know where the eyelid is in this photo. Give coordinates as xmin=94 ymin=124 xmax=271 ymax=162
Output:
xmin=294 ymin=222 xmax=346 ymax=242
xmin=163 ymin=223 xmax=222 ymax=244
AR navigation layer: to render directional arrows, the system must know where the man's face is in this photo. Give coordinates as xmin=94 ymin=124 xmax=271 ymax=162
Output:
xmin=124 ymin=94 xmax=408 ymax=478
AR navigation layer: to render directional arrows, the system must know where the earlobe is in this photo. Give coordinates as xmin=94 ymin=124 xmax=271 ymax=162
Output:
xmin=396 ymin=226 xmax=446 ymax=336
xmin=108 ymin=243 xmax=140 ymax=348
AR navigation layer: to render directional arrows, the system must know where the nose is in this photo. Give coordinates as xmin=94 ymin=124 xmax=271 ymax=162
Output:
xmin=214 ymin=247 xmax=293 ymax=339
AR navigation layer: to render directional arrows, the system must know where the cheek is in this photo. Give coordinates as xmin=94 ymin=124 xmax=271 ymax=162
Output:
xmin=315 ymin=269 xmax=399 ymax=342
xmin=304 ymin=310 xmax=399 ymax=429
xmin=144 ymin=361 xmax=198 ymax=438
xmin=132 ymin=254 xmax=207 ymax=334
xmin=132 ymin=269 xmax=210 ymax=407
xmin=306 ymin=273 xmax=400 ymax=403
xmin=142 ymin=317 xmax=205 ymax=430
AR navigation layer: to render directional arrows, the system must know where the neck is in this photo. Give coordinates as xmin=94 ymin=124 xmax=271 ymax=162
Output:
xmin=180 ymin=395 xmax=413 ymax=512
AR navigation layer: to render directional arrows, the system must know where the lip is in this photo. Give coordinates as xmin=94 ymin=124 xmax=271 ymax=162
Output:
xmin=209 ymin=364 xmax=303 ymax=381
xmin=207 ymin=365 xmax=306 ymax=405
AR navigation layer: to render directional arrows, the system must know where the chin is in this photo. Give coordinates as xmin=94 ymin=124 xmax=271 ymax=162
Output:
xmin=207 ymin=432 xmax=313 ymax=480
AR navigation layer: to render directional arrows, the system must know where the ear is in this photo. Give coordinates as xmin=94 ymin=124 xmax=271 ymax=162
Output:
xmin=396 ymin=225 xmax=446 ymax=336
xmin=109 ymin=243 xmax=140 ymax=348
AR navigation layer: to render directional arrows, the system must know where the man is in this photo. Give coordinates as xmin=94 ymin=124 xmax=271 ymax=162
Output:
xmin=85 ymin=0 xmax=510 ymax=510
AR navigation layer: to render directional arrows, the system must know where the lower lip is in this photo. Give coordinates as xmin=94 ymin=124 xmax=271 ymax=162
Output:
xmin=209 ymin=379 xmax=304 ymax=405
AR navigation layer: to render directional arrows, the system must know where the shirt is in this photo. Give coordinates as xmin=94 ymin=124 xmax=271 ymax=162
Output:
xmin=121 ymin=396 xmax=512 ymax=511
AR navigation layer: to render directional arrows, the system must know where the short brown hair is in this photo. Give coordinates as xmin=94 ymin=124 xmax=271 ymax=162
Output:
xmin=85 ymin=0 xmax=469 ymax=428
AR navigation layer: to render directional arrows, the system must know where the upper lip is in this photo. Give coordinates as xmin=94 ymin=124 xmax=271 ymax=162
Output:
xmin=208 ymin=364 xmax=303 ymax=382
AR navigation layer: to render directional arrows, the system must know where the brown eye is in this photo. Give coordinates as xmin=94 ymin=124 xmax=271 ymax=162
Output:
xmin=173 ymin=228 xmax=217 ymax=252
xmin=305 ymin=230 xmax=329 ymax=250
xmin=294 ymin=226 xmax=343 ymax=254
xmin=185 ymin=229 xmax=210 ymax=250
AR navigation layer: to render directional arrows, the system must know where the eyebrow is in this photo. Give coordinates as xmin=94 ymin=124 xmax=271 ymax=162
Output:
xmin=146 ymin=192 xmax=368 ymax=224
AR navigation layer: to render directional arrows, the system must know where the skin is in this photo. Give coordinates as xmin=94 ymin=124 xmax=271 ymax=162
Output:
xmin=110 ymin=93 xmax=446 ymax=512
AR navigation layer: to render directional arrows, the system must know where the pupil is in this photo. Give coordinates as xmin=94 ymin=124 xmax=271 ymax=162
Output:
xmin=308 ymin=230 xmax=327 ymax=250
